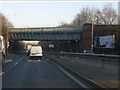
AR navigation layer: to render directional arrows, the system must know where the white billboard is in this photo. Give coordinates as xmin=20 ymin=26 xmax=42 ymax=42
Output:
xmin=94 ymin=35 xmax=115 ymax=48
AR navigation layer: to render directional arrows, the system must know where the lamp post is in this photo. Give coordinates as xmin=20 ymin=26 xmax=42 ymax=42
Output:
xmin=91 ymin=20 xmax=94 ymax=52
xmin=68 ymin=40 xmax=70 ymax=52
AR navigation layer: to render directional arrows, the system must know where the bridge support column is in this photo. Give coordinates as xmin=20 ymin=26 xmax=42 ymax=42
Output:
xmin=8 ymin=40 xmax=14 ymax=53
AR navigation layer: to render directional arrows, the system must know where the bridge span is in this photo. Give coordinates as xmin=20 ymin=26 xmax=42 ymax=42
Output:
xmin=9 ymin=26 xmax=83 ymax=41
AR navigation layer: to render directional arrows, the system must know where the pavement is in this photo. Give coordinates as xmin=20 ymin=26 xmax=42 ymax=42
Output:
xmin=45 ymin=53 xmax=119 ymax=88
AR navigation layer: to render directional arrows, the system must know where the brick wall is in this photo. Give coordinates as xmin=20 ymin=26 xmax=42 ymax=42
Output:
xmin=81 ymin=23 xmax=119 ymax=54
xmin=81 ymin=31 xmax=92 ymax=52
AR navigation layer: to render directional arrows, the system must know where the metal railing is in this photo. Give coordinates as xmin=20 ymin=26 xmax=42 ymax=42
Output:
xmin=10 ymin=27 xmax=82 ymax=33
xmin=45 ymin=51 xmax=119 ymax=63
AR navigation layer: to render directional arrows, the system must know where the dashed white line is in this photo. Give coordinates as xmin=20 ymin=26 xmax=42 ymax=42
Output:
xmin=4 ymin=59 xmax=13 ymax=63
xmin=28 ymin=60 xmax=41 ymax=62
xmin=20 ymin=57 xmax=24 ymax=60
xmin=15 ymin=56 xmax=24 ymax=65
xmin=15 ymin=63 xmax=18 ymax=65
xmin=76 ymin=57 xmax=79 ymax=60
xmin=47 ymin=59 xmax=49 ymax=61
xmin=0 ymin=72 xmax=4 ymax=75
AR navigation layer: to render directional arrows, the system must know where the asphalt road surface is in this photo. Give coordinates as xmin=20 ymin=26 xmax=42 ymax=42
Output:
xmin=2 ymin=54 xmax=82 ymax=88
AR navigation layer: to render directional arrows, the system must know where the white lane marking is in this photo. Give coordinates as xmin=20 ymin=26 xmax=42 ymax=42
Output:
xmin=28 ymin=60 xmax=41 ymax=62
xmin=0 ymin=72 xmax=4 ymax=75
xmin=28 ymin=60 xmax=31 ymax=62
xmin=38 ymin=60 xmax=41 ymax=62
xmin=15 ymin=56 xmax=25 ymax=65
xmin=76 ymin=57 xmax=79 ymax=60
xmin=52 ymin=61 xmax=106 ymax=89
xmin=15 ymin=63 xmax=18 ymax=65
xmin=48 ymin=59 xmax=90 ymax=88
xmin=20 ymin=57 xmax=24 ymax=60
xmin=4 ymin=59 xmax=13 ymax=63
xmin=56 ymin=65 xmax=88 ymax=88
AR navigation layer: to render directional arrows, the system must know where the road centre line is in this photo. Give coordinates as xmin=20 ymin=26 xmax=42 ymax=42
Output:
xmin=15 ymin=63 xmax=18 ymax=65
xmin=14 ymin=56 xmax=25 ymax=66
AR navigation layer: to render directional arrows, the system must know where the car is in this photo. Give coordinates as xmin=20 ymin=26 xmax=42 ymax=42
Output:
xmin=29 ymin=45 xmax=43 ymax=60
xmin=83 ymin=50 xmax=94 ymax=54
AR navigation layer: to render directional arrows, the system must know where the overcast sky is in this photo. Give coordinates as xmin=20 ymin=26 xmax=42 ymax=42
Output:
xmin=0 ymin=1 xmax=119 ymax=28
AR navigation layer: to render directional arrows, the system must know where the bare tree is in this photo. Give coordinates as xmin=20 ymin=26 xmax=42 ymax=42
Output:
xmin=72 ymin=4 xmax=117 ymax=25
xmin=58 ymin=21 xmax=71 ymax=27
xmin=72 ymin=7 xmax=94 ymax=25
xmin=101 ymin=4 xmax=117 ymax=25
xmin=72 ymin=13 xmax=81 ymax=25
xmin=94 ymin=9 xmax=103 ymax=24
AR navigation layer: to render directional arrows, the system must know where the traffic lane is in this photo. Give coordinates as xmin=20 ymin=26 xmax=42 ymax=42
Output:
xmin=2 ymin=54 xmax=25 ymax=72
xmin=2 ymin=55 xmax=29 ymax=88
xmin=3 ymin=56 xmax=82 ymax=88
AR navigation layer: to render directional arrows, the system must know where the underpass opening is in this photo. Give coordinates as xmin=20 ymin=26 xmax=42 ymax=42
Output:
xmin=8 ymin=40 xmax=82 ymax=54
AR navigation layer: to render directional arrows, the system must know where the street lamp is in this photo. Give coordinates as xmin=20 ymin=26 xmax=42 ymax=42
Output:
xmin=68 ymin=40 xmax=71 ymax=52
xmin=91 ymin=20 xmax=94 ymax=52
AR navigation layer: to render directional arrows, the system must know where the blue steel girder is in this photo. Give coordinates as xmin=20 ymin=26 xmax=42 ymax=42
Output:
xmin=9 ymin=32 xmax=82 ymax=41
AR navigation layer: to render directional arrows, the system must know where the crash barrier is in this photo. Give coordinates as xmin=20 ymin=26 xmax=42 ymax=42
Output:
xmin=45 ymin=51 xmax=119 ymax=63
xmin=44 ymin=51 xmax=119 ymax=71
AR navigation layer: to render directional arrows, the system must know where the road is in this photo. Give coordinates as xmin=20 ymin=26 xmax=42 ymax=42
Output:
xmin=2 ymin=54 xmax=82 ymax=88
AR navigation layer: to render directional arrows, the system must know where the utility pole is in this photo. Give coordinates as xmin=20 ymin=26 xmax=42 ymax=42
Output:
xmin=91 ymin=20 xmax=94 ymax=52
